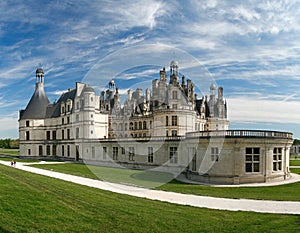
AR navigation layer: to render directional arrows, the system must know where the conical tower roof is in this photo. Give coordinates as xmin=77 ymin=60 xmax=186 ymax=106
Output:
xmin=19 ymin=68 xmax=50 ymax=120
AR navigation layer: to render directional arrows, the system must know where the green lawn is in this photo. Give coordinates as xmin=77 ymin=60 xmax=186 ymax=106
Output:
xmin=290 ymin=160 xmax=300 ymax=166
xmin=0 ymin=164 xmax=299 ymax=233
xmin=0 ymin=148 xmax=19 ymax=156
xmin=30 ymin=163 xmax=300 ymax=201
xmin=0 ymin=157 xmax=40 ymax=163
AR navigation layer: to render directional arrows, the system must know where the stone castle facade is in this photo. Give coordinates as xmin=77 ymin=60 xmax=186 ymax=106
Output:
xmin=19 ymin=61 xmax=293 ymax=184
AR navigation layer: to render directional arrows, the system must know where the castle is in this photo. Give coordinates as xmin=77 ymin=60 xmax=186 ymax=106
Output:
xmin=19 ymin=61 xmax=293 ymax=184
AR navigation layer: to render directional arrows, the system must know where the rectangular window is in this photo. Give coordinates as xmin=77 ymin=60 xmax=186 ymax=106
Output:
xmin=52 ymin=131 xmax=56 ymax=140
xmin=67 ymin=145 xmax=70 ymax=157
xmin=26 ymin=131 xmax=30 ymax=140
xmin=46 ymin=145 xmax=51 ymax=156
xmin=172 ymin=116 xmax=178 ymax=126
xmin=62 ymin=130 xmax=65 ymax=140
xmin=245 ymin=147 xmax=260 ymax=173
xmin=172 ymin=90 xmax=178 ymax=99
xmin=67 ymin=117 xmax=70 ymax=124
xmin=172 ymin=104 xmax=177 ymax=109
xmin=273 ymin=148 xmax=282 ymax=171
xmin=92 ymin=147 xmax=95 ymax=158
xmin=62 ymin=118 xmax=64 ymax=125
xmin=46 ymin=131 xmax=51 ymax=140
xmin=121 ymin=147 xmax=125 ymax=155
xmin=39 ymin=145 xmax=43 ymax=156
xmin=169 ymin=147 xmax=178 ymax=164
xmin=103 ymin=147 xmax=107 ymax=160
xmin=129 ymin=147 xmax=135 ymax=161
xmin=26 ymin=120 xmax=30 ymax=127
xmin=211 ymin=147 xmax=219 ymax=162
xmin=28 ymin=149 xmax=31 ymax=156
xmin=52 ymin=145 xmax=57 ymax=156
xmin=62 ymin=145 xmax=65 ymax=156
xmin=76 ymin=114 xmax=79 ymax=122
xmin=113 ymin=147 xmax=118 ymax=160
xmin=76 ymin=128 xmax=79 ymax=139
xmin=171 ymin=130 xmax=177 ymax=137
xmin=166 ymin=116 xmax=169 ymax=126
xmin=148 ymin=147 xmax=153 ymax=163
xmin=67 ymin=129 xmax=70 ymax=139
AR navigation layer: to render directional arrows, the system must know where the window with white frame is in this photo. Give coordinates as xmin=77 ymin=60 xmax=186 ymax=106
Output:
xmin=245 ymin=147 xmax=260 ymax=172
xmin=169 ymin=147 xmax=178 ymax=164
xmin=273 ymin=148 xmax=282 ymax=171
xmin=113 ymin=147 xmax=118 ymax=160
xmin=129 ymin=147 xmax=135 ymax=161
xmin=148 ymin=147 xmax=153 ymax=163
xmin=211 ymin=147 xmax=219 ymax=162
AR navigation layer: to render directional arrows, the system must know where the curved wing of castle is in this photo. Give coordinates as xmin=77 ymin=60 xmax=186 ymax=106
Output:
xmin=19 ymin=61 xmax=293 ymax=184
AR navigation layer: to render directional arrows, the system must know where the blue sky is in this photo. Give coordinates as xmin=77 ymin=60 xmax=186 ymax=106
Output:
xmin=1 ymin=0 xmax=300 ymax=138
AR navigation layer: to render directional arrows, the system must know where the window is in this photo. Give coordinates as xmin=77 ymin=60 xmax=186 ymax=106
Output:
xmin=129 ymin=147 xmax=135 ymax=161
xmin=62 ymin=145 xmax=65 ymax=156
xmin=67 ymin=129 xmax=70 ymax=139
xmin=39 ymin=145 xmax=43 ymax=156
xmin=76 ymin=114 xmax=79 ymax=122
xmin=91 ymin=114 xmax=93 ymax=118
xmin=273 ymin=148 xmax=282 ymax=171
xmin=76 ymin=128 xmax=79 ymax=139
xmin=52 ymin=145 xmax=57 ymax=156
xmin=130 ymin=122 xmax=134 ymax=130
xmin=46 ymin=145 xmax=51 ymax=156
xmin=172 ymin=104 xmax=177 ymax=109
xmin=166 ymin=116 xmax=169 ymax=126
xmin=91 ymin=97 xmax=94 ymax=102
xmin=67 ymin=145 xmax=70 ymax=157
xmin=92 ymin=147 xmax=95 ymax=158
xmin=52 ymin=131 xmax=56 ymax=140
xmin=170 ymin=147 xmax=178 ymax=164
xmin=245 ymin=147 xmax=260 ymax=173
xmin=62 ymin=118 xmax=64 ymax=125
xmin=26 ymin=120 xmax=30 ymax=127
xmin=62 ymin=106 xmax=65 ymax=114
xmin=150 ymin=121 xmax=152 ymax=129
xmin=211 ymin=147 xmax=219 ymax=162
xmin=143 ymin=121 xmax=147 ymax=130
xmin=103 ymin=147 xmax=107 ymax=160
xmin=134 ymin=122 xmax=137 ymax=130
xmin=172 ymin=90 xmax=178 ymax=99
xmin=67 ymin=105 xmax=70 ymax=112
xmin=121 ymin=147 xmax=125 ymax=154
xmin=26 ymin=131 xmax=30 ymax=140
xmin=139 ymin=121 xmax=142 ymax=130
xmin=28 ymin=149 xmax=31 ymax=156
xmin=171 ymin=116 xmax=177 ymax=126
xmin=46 ymin=131 xmax=51 ymax=140
xmin=67 ymin=117 xmax=70 ymax=124
xmin=166 ymin=130 xmax=169 ymax=137
xmin=76 ymin=101 xmax=79 ymax=109
xmin=125 ymin=123 xmax=128 ymax=130
xmin=113 ymin=147 xmax=118 ymax=160
xmin=171 ymin=130 xmax=177 ymax=137
xmin=62 ymin=130 xmax=65 ymax=140
xmin=148 ymin=147 xmax=153 ymax=163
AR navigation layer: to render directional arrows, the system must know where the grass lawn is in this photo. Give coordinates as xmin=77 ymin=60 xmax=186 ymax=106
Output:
xmin=290 ymin=160 xmax=300 ymax=166
xmin=0 ymin=157 xmax=40 ymax=163
xmin=0 ymin=148 xmax=19 ymax=156
xmin=0 ymin=164 xmax=299 ymax=233
xmin=30 ymin=163 xmax=300 ymax=201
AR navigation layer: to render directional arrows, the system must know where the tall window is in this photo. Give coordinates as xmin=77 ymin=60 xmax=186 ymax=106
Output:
xmin=52 ymin=131 xmax=56 ymax=140
xmin=143 ymin=121 xmax=147 ymax=130
xmin=67 ymin=145 xmax=70 ymax=157
xmin=148 ymin=147 xmax=153 ymax=163
xmin=171 ymin=130 xmax=177 ymax=137
xmin=39 ymin=145 xmax=43 ymax=156
xmin=121 ymin=147 xmax=125 ymax=155
xmin=52 ymin=145 xmax=57 ymax=156
xmin=46 ymin=131 xmax=50 ymax=140
xmin=62 ymin=118 xmax=64 ymax=125
xmin=166 ymin=116 xmax=169 ymax=126
xmin=67 ymin=129 xmax=70 ymax=139
xmin=245 ymin=147 xmax=260 ymax=173
xmin=62 ymin=130 xmax=65 ymax=140
xmin=26 ymin=131 xmax=30 ymax=140
xmin=76 ymin=128 xmax=79 ymax=139
xmin=46 ymin=145 xmax=51 ymax=156
xmin=67 ymin=117 xmax=70 ymax=124
xmin=103 ymin=147 xmax=107 ymax=160
xmin=76 ymin=114 xmax=79 ymax=122
xmin=129 ymin=147 xmax=135 ymax=161
xmin=134 ymin=122 xmax=137 ymax=130
xmin=139 ymin=121 xmax=142 ymax=130
xmin=26 ymin=120 xmax=30 ymax=127
xmin=169 ymin=147 xmax=178 ymax=164
xmin=92 ymin=147 xmax=95 ymax=158
xmin=62 ymin=145 xmax=65 ymax=156
xmin=211 ymin=147 xmax=219 ymax=162
xmin=273 ymin=148 xmax=282 ymax=171
xmin=113 ymin=147 xmax=118 ymax=160
xmin=172 ymin=116 xmax=178 ymax=126
xmin=172 ymin=90 xmax=178 ymax=99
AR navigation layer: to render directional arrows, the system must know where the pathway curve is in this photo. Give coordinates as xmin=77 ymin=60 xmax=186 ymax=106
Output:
xmin=1 ymin=161 xmax=300 ymax=215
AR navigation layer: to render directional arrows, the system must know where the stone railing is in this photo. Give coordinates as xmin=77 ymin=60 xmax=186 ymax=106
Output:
xmin=186 ymin=130 xmax=293 ymax=139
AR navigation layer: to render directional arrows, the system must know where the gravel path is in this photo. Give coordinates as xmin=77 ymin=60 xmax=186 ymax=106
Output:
xmin=1 ymin=160 xmax=300 ymax=215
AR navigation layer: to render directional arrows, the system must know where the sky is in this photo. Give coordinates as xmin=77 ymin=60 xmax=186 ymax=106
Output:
xmin=1 ymin=0 xmax=300 ymax=139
